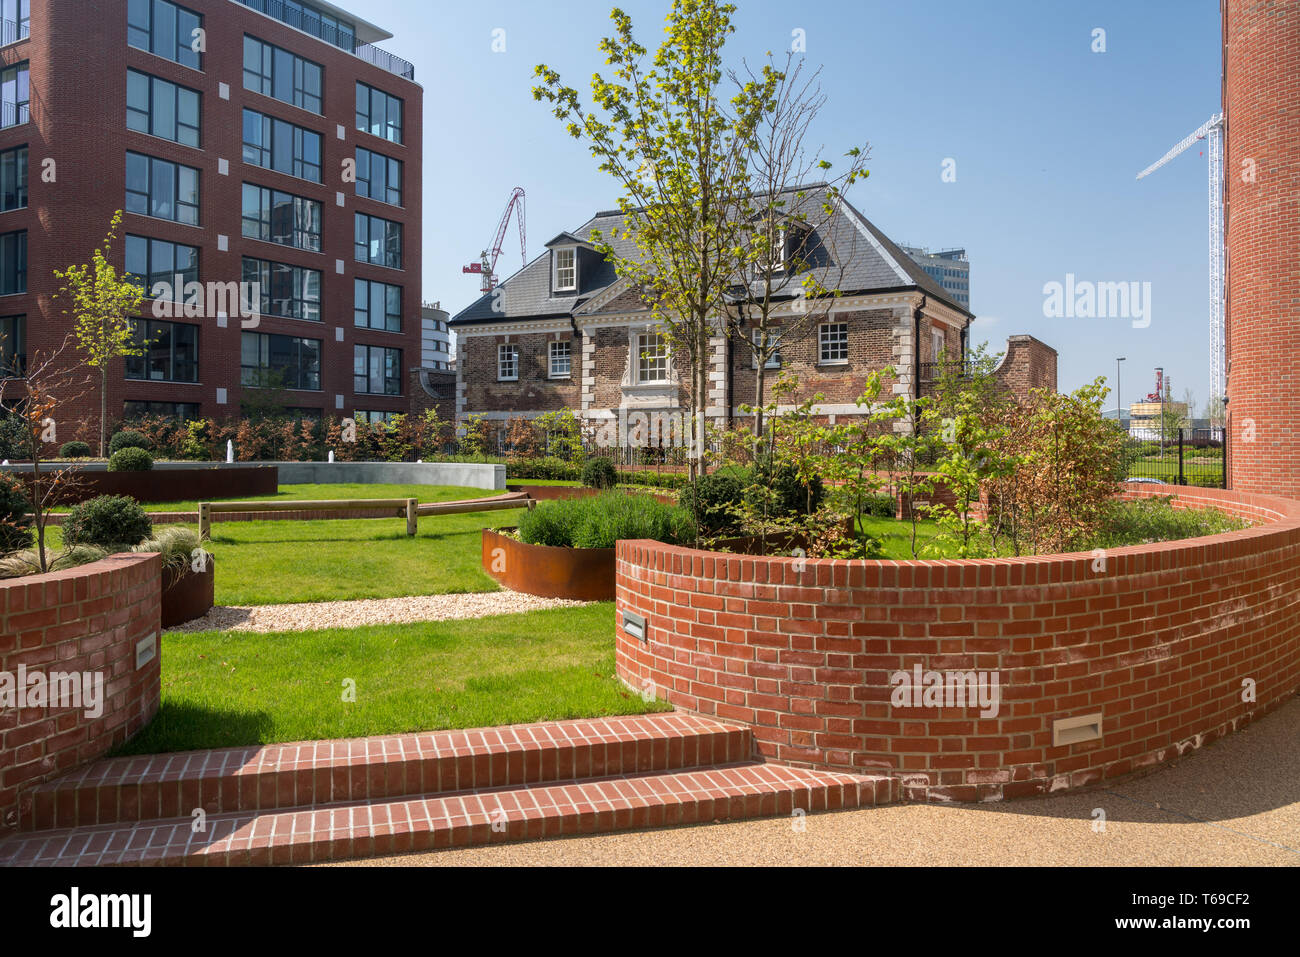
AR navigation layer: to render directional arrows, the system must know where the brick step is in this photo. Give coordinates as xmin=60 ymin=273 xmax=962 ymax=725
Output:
xmin=19 ymin=714 xmax=752 ymax=831
xmin=0 ymin=762 xmax=898 ymax=866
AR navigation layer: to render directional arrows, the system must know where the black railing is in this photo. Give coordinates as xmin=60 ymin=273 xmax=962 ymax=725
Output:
xmin=917 ymin=360 xmax=974 ymax=384
xmin=1122 ymin=428 xmax=1226 ymax=488
xmin=1 ymin=100 xmax=29 ymax=129
xmin=237 ymin=0 xmax=414 ymax=80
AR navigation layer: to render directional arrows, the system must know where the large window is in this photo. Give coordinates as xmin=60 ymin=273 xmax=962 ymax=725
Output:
xmin=0 ymin=145 xmax=25 ymax=211
xmin=242 ymin=257 xmax=321 ymax=322
xmin=549 ymin=340 xmax=571 ymax=378
xmin=354 ymin=213 xmax=402 ymax=268
xmin=355 ymin=82 xmax=403 ymax=144
xmin=126 ymin=152 xmax=199 ymax=225
xmin=1 ymin=62 xmax=27 ymax=129
xmin=818 ymin=322 xmax=848 ymax=364
xmin=125 ymin=319 xmax=198 ymax=383
xmin=0 ymin=230 xmax=24 ymax=295
xmin=355 ymin=147 xmax=401 ymax=206
xmin=242 ymin=108 xmax=322 ymax=183
xmin=243 ymin=36 xmax=323 ymax=114
xmin=497 ymin=344 xmax=518 ymax=382
xmin=127 ymin=69 xmax=201 ymax=147
xmin=125 ymin=235 xmax=199 ymax=301
xmin=1 ymin=2 xmax=30 ymax=46
xmin=123 ymin=400 xmax=200 ymax=420
xmin=241 ymin=183 xmax=321 ymax=252
xmin=127 ymin=0 xmax=202 ymax=70
xmin=0 ymin=314 xmax=21 ymax=376
xmin=353 ymin=278 xmax=401 ymax=332
xmin=241 ymin=331 xmax=321 ymax=391
xmin=636 ymin=333 xmax=668 ymax=383
xmin=354 ymin=344 xmax=402 ymax=395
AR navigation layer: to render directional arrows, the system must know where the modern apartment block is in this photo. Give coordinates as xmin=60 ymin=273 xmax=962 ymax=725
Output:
xmin=900 ymin=245 xmax=969 ymax=310
xmin=0 ymin=0 xmax=422 ymax=433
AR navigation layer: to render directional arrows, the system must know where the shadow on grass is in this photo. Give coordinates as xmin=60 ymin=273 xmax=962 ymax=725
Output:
xmin=113 ymin=701 xmax=276 ymax=756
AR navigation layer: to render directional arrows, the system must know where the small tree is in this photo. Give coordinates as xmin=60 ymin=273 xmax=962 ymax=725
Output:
xmin=3 ymin=337 xmax=94 ymax=572
xmin=53 ymin=211 xmax=147 ymax=456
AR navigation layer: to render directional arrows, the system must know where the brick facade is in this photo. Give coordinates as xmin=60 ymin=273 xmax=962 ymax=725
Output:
xmin=0 ymin=0 xmax=422 ymax=440
xmin=0 ymin=553 xmax=162 ymax=832
xmin=1225 ymin=0 xmax=1300 ymax=496
xmin=615 ymin=483 xmax=1300 ymax=802
xmin=991 ymin=334 xmax=1058 ymax=396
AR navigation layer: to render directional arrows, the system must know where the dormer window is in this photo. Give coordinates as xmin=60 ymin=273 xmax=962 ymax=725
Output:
xmin=553 ymin=247 xmax=576 ymax=292
xmin=756 ymin=224 xmax=786 ymax=274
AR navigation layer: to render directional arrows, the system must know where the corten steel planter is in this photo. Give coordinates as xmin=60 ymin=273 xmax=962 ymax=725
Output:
xmin=481 ymin=527 xmax=615 ymax=602
xmin=3 ymin=465 xmax=279 ymax=505
xmin=507 ymin=484 xmax=677 ymax=505
xmin=161 ymin=563 xmax=215 ymax=627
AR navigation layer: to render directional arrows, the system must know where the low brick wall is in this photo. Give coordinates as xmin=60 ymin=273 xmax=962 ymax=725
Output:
xmin=615 ymin=484 xmax=1300 ymax=801
xmin=0 ymin=554 xmax=162 ymax=831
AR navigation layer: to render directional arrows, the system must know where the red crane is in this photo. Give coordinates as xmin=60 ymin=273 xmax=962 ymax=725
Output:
xmin=462 ymin=187 xmax=526 ymax=294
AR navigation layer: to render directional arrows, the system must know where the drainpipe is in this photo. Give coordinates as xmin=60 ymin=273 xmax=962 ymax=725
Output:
xmin=913 ymin=295 xmax=926 ymax=417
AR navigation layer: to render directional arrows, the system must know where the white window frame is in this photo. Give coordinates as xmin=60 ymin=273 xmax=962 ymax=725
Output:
xmin=750 ymin=328 xmax=782 ymax=369
xmin=549 ymin=339 xmax=571 ymax=378
xmin=931 ymin=328 xmax=945 ymax=364
xmin=819 ymin=322 xmax=848 ymax=365
xmin=497 ymin=343 xmax=518 ymax=381
xmin=636 ymin=332 xmax=669 ymax=383
xmin=763 ymin=227 xmax=786 ymax=273
xmin=553 ymin=247 xmax=577 ymax=292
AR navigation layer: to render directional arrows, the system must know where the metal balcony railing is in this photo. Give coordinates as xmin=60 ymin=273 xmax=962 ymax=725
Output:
xmin=0 ymin=18 xmax=28 ymax=48
xmin=1 ymin=100 xmax=29 ymax=129
xmin=236 ymin=0 xmax=415 ymax=80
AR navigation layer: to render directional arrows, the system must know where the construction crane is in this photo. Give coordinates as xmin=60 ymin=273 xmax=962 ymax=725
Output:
xmin=462 ymin=187 xmax=526 ymax=294
xmin=1136 ymin=113 xmax=1225 ymax=422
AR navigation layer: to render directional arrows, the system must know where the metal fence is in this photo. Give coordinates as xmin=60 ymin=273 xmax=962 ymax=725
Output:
xmin=1122 ymin=428 xmax=1226 ymax=488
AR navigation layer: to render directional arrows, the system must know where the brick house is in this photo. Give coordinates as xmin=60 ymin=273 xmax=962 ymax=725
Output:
xmin=448 ymin=187 xmax=1055 ymax=445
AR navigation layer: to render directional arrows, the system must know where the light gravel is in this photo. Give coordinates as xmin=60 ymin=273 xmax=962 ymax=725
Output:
xmin=167 ymin=589 xmax=588 ymax=633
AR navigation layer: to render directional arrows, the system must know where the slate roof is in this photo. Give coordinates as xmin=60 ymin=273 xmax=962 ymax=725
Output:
xmin=449 ymin=186 xmax=972 ymax=326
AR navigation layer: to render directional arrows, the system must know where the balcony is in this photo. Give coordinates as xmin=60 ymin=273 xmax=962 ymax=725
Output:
xmin=0 ymin=18 xmax=28 ymax=48
xmin=236 ymin=0 xmax=415 ymax=80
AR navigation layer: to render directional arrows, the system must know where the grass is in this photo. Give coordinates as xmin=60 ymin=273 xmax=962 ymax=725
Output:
xmin=116 ymin=604 xmax=665 ymax=754
xmin=45 ymin=483 xmax=527 ymax=605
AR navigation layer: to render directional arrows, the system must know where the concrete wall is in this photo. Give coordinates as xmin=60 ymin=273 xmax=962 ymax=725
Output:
xmin=270 ymin=461 xmax=505 ymax=490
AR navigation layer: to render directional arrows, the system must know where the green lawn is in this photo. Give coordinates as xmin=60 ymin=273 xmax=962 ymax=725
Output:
xmin=116 ymin=604 xmax=666 ymax=754
xmin=49 ymin=483 xmax=527 ymax=605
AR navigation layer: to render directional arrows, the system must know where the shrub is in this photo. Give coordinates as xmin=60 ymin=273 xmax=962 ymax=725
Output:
xmin=581 ymin=457 xmax=618 ymax=490
xmin=861 ymin=492 xmax=897 ymax=518
xmin=0 ymin=416 xmax=26 ymax=460
xmin=59 ymin=441 xmax=92 ymax=458
xmin=108 ymin=447 xmax=153 ymax=471
xmin=0 ymin=544 xmax=108 ymax=579
xmin=62 ymin=495 xmax=152 ymax=551
xmin=0 ymin=472 xmax=33 ymax=553
xmin=507 ymin=456 xmax=580 ymax=482
xmin=517 ymin=492 xmax=694 ymax=549
xmin=136 ymin=525 xmax=207 ymax=575
xmin=1090 ymin=496 xmax=1248 ymax=549
xmin=761 ymin=462 xmax=824 ymax=516
xmin=678 ymin=471 xmax=747 ymax=536
xmin=109 ymin=430 xmax=152 ymax=454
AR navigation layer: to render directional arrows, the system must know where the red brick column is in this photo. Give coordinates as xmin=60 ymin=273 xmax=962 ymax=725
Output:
xmin=0 ymin=554 xmax=162 ymax=831
xmin=1225 ymin=0 xmax=1300 ymax=496
xmin=616 ymin=485 xmax=1300 ymax=801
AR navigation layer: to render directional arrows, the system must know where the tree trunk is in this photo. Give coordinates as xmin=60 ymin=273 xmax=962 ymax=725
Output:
xmin=100 ymin=367 xmax=108 ymax=457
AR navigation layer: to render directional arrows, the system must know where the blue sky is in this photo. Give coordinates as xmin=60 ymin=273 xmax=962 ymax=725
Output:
xmin=363 ymin=0 xmax=1222 ymax=413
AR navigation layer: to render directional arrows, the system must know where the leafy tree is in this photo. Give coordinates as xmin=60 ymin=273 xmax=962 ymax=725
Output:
xmin=53 ymin=211 xmax=147 ymax=456
xmin=534 ymin=0 xmax=780 ymax=478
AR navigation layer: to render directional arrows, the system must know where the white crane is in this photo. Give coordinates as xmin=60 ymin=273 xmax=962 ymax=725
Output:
xmin=1136 ymin=113 xmax=1226 ymax=431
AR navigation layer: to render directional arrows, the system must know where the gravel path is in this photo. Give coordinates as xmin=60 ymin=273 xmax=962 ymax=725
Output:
xmin=167 ymin=589 xmax=588 ymax=633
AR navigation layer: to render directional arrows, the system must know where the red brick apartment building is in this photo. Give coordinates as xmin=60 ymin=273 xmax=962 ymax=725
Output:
xmin=0 ymin=0 xmax=422 ymax=432
xmin=449 ymin=187 xmax=1056 ymax=441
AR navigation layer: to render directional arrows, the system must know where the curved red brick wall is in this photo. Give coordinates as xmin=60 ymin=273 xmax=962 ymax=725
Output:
xmin=615 ymin=485 xmax=1300 ymax=801
xmin=1225 ymin=0 xmax=1300 ymax=497
xmin=0 ymin=554 xmax=162 ymax=831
